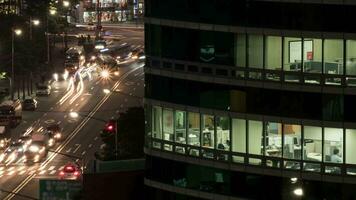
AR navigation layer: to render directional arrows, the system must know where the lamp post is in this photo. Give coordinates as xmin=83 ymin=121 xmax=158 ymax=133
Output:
xmin=63 ymin=1 xmax=70 ymax=51
xmin=69 ymin=112 xmax=119 ymax=159
xmin=29 ymin=17 xmax=40 ymax=40
xmin=95 ymin=0 xmax=102 ymax=40
xmin=11 ymin=28 xmax=22 ymax=100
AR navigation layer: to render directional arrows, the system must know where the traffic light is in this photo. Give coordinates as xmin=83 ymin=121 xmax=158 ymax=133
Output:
xmin=103 ymin=120 xmax=116 ymax=133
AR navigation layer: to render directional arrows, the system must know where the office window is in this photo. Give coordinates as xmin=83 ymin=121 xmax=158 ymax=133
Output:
xmin=324 ymin=39 xmax=344 ymax=75
xmin=265 ymin=122 xmax=282 ymax=157
xmin=346 ymin=40 xmax=356 ymax=75
xmin=303 ymin=39 xmax=322 ymax=74
xmin=175 ymin=110 xmax=186 ymax=144
xmin=201 ymin=114 xmax=214 ymax=149
xmin=346 ymin=129 xmax=356 ymax=164
xmin=324 ymin=128 xmax=343 ymax=163
xmin=163 ymin=109 xmax=174 ymax=141
xmin=248 ymin=35 xmax=263 ymax=69
xmin=283 ymin=124 xmax=302 ymax=160
xmin=188 ymin=112 xmax=200 ymax=146
xmin=232 ymin=118 xmax=246 ymax=153
xmin=152 ymin=106 xmax=162 ymax=139
xmin=235 ymin=33 xmax=246 ymax=67
xmin=248 ymin=120 xmax=263 ymax=155
xmin=283 ymin=37 xmax=302 ymax=71
xmin=216 ymin=116 xmax=230 ymax=151
xmin=265 ymin=36 xmax=282 ymax=70
xmin=303 ymin=126 xmax=322 ymax=162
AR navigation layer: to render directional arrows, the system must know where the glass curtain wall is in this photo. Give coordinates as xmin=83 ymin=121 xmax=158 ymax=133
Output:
xmin=201 ymin=115 xmax=215 ymax=149
xmin=216 ymin=116 xmax=230 ymax=151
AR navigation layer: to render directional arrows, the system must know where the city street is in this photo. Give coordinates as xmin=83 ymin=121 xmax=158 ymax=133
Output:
xmin=0 ymin=26 xmax=144 ymax=200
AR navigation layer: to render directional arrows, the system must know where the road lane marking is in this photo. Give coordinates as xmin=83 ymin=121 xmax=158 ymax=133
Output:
xmin=18 ymin=170 xmax=26 ymax=175
xmin=66 ymin=148 xmax=72 ymax=153
xmin=94 ymin=136 xmax=98 ymax=141
xmin=7 ymin=171 xmax=15 ymax=176
xmin=88 ymin=144 xmax=93 ymax=148
xmin=49 ymin=170 xmax=56 ymax=175
xmin=73 ymin=144 xmax=81 ymax=153
xmin=81 ymin=151 xmax=86 ymax=156
xmin=48 ymin=166 xmax=55 ymax=171
xmin=4 ymin=65 xmax=144 ymax=200
xmin=39 ymin=170 xmax=46 ymax=175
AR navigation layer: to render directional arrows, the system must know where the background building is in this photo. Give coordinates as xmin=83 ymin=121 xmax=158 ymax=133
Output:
xmin=144 ymin=1 xmax=356 ymax=199
xmin=0 ymin=0 xmax=23 ymax=15
xmin=78 ymin=0 xmax=143 ymax=23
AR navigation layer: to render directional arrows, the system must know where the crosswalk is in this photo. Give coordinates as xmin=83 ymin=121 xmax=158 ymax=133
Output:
xmin=0 ymin=165 xmax=65 ymax=178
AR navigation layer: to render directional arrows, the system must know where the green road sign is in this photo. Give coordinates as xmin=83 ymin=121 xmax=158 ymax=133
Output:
xmin=39 ymin=179 xmax=82 ymax=200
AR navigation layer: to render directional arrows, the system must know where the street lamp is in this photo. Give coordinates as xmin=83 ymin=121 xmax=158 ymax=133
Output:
xmin=11 ymin=28 xmax=22 ymax=100
xmin=63 ymin=1 xmax=70 ymax=7
xmin=69 ymin=112 xmax=119 ymax=159
xmin=63 ymin=1 xmax=70 ymax=51
xmin=49 ymin=9 xmax=57 ymax=15
xmin=29 ymin=18 xmax=40 ymax=40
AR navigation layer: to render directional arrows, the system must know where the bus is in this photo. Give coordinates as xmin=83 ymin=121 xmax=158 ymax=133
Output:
xmin=0 ymin=100 xmax=22 ymax=127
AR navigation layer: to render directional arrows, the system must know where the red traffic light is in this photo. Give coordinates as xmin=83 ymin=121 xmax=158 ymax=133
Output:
xmin=104 ymin=120 xmax=116 ymax=132
xmin=106 ymin=125 xmax=114 ymax=131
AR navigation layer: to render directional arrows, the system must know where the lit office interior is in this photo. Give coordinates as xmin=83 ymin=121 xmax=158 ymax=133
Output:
xmin=234 ymin=35 xmax=356 ymax=83
xmin=148 ymin=106 xmax=356 ymax=174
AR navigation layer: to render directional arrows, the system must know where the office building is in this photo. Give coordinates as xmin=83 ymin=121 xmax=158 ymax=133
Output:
xmin=144 ymin=1 xmax=356 ymax=199
xmin=0 ymin=0 xmax=23 ymax=15
xmin=79 ymin=0 xmax=143 ymax=23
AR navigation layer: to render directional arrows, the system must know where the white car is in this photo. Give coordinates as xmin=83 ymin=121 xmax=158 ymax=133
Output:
xmin=36 ymin=85 xmax=51 ymax=96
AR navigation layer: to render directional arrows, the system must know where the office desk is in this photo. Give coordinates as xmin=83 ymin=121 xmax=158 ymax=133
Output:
xmin=307 ymin=152 xmax=322 ymax=162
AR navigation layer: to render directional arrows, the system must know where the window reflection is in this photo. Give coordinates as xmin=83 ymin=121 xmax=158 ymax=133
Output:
xmin=283 ymin=37 xmax=302 ymax=72
xmin=283 ymin=124 xmax=302 ymax=160
xmin=346 ymin=129 xmax=356 ymax=165
xmin=303 ymin=39 xmax=322 ymax=74
xmin=248 ymin=120 xmax=263 ymax=157
xmin=265 ymin=36 xmax=282 ymax=71
xmin=324 ymin=39 xmax=344 ymax=75
xmin=188 ymin=112 xmax=200 ymax=146
xmin=216 ymin=116 xmax=230 ymax=151
xmin=235 ymin=34 xmax=246 ymax=67
xmin=248 ymin=35 xmax=263 ymax=69
xmin=265 ymin=122 xmax=282 ymax=157
xmin=201 ymin=115 xmax=215 ymax=149
xmin=303 ymin=126 xmax=322 ymax=162
xmin=163 ymin=109 xmax=174 ymax=141
xmin=346 ymin=40 xmax=356 ymax=76
xmin=148 ymin=107 xmax=356 ymax=171
xmin=175 ymin=110 xmax=186 ymax=144
xmin=324 ymin=128 xmax=343 ymax=163
xmin=152 ymin=106 xmax=162 ymax=139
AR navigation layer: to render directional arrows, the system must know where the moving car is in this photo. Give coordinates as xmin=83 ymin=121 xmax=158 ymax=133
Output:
xmin=24 ymin=141 xmax=47 ymax=163
xmin=22 ymin=98 xmax=38 ymax=111
xmin=17 ymin=135 xmax=32 ymax=151
xmin=46 ymin=124 xmax=63 ymax=142
xmin=58 ymin=162 xmax=82 ymax=180
xmin=0 ymin=142 xmax=24 ymax=164
xmin=0 ymin=126 xmax=11 ymax=150
xmin=36 ymin=85 xmax=51 ymax=96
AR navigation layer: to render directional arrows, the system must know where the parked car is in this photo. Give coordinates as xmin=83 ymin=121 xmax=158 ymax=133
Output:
xmin=58 ymin=162 xmax=82 ymax=180
xmin=22 ymin=98 xmax=38 ymax=111
xmin=36 ymin=85 xmax=51 ymax=96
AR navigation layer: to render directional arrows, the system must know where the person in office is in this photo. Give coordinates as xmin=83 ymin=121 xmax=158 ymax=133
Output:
xmin=331 ymin=148 xmax=342 ymax=163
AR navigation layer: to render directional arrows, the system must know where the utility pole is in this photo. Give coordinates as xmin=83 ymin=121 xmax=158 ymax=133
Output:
xmin=95 ymin=0 xmax=102 ymax=40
